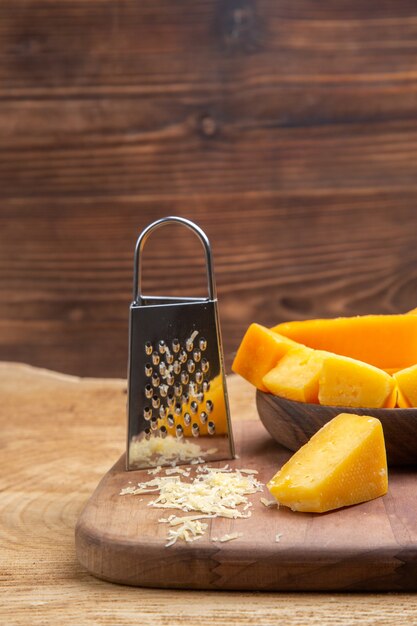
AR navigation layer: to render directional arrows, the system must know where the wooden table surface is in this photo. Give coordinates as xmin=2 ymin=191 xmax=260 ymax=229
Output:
xmin=2 ymin=361 xmax=417 ymax=625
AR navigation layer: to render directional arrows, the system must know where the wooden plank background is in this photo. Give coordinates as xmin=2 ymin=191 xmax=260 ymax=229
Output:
xmin=2 ymin=0 xmax=417 ymax=377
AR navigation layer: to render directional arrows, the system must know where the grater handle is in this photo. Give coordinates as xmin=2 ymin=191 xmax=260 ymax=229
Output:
xmin=133 ymin=216 xmax=216 ymax=304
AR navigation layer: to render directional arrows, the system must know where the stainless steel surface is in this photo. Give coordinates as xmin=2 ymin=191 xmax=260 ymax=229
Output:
xmin=126 ymin=216 xmax=235 ymax=470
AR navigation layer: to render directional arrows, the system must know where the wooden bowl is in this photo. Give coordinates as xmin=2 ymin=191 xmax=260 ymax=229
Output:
xmin=256 ymin=391 xmax=417 ymax=466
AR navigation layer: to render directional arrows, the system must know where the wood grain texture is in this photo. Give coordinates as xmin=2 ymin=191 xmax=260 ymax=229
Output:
xmin=257 ymin=391 xmax=417 ymax=465
xmin=3 ymin=194 xmax=417 ymax=378
xmin=76 ymin=419 xmax=417 ymax=591
xmin=3 ymin=1 xmax=417 ymax=377
xmin=2 ymin=362 xmax=417 ymax=624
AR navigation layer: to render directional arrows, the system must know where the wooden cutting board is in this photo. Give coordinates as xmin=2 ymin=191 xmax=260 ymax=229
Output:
xmin=75 ymin=419 xmax=417 ymax=591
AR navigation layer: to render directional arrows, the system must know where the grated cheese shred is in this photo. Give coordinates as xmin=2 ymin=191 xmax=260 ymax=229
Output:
xmin=260 ymin=497 xmax=278 ymax=508
xmin=148 ymin=466 xmax=162 ymax=476
xmin=214 ymin=532 xmax=243 ymax=543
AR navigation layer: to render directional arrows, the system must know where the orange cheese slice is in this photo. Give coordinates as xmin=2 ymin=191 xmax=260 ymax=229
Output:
xmin=232 ymin=323 xmax=299 ymax=391
xmin=393 ymin=364 xmax=417 ymax=408
xmin=273 ymin=314 xmax=417 ymax=370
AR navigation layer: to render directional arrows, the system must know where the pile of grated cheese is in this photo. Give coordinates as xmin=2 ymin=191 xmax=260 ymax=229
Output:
xmin=120 ymin=464 xmax=264 ymax=546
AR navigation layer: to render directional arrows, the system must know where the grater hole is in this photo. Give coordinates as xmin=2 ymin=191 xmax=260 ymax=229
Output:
xmin=179 ymin=350 xmax=187 ymax=364
xmin=173 ymin=360 xmax=181 ymax=375
xmin=208 ymin=421 xmax=215 ymax=435
xmin=145 ymin=341 xmax=153 ymax=356
xmin=165 ymin=352 xmax=174 ymax=365
xmin=159 ymin=384 xmax=168 ymax=398
xmin=160 ymin=425 xmax=168 ymax=438
xmin=182 ymin=391 xmax=189 ymax=404
xmin=203 ymin=380 xmax=210 ymax=392
xmin=167 ymin=393 xmax=175 ymax=407
xmin=185 ymin=339 xmax=193 ymax=352
xmin=167 ymin=414 xmax=175 ymax=427
xmin=175 ymin=402 xmax=182 ymax=415
xmin=159 ymin=362 xmax=167 ymax=376
xmin=200 ymin=411 xmax=208 ymax=424
xmin=192 ymin=423 xmax=199 ymax=437
xmin=201 ymin=358 xmax=209 ymax=373
xmin=159 ymin=405 xmax=166 ymax=418
xmin=143 ymin=406 xmax=152 ymax=420
xmin=190 ymin=401 xmax=198 ymax=414
xmin=166 ymin=373 xmax=174 ymax=386
xmin=196 ymin=391 xmax=204 ymax=403
xmin=152 ymin=373 xmax=160 ymax=387
xmin=181 ymin=371 xmax=189 ymax=385
xmin=193 ymin=350 xmax=201 ymax=362
xmin=158 ymin=340 xmax=166 ymax=354
xmin=195 ymin=370 xmax=203 ymax=384
xmin=176 ymin=424 xmax=184 ymax=438
xmin=184 ymin=412 xmax=191 ymax=426
xmin=174 ymin=383 xmax=182 ymax=397
xmin=144 ymin=428 xmax=151 ymax=440
xmin=187 ymin=360 xmax=195 ymax=374
xmin=152 ymin=395 xmax=160 ymax=409
xmin=199 ymin=338 xmax=207 ymax=351
xmin=172 ymin=339 xmax=180 ymax=353
xmin=151 ymin=417 xmax=158 ymax=431
xmin=144 ymin=384 xmax=153 ymax=399
xmin=152 ymin=352 xmax=160 ymax=366
xmin=145 ymin=363 xmax=152 ymax=377
xmin=206 ymin=400 xmax=213 ymax=413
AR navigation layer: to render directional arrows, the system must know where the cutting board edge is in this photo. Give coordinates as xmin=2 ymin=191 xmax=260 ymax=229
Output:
xmin=75 ymin=509 xmax=417 ymax=591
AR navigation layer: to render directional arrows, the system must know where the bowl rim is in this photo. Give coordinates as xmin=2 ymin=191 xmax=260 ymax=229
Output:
xmin=256 ymin=389 xmax=417 ymax=414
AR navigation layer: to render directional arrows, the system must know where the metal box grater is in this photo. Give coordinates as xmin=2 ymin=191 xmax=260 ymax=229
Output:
xmin=126 ymin=216 xmax=235 ymax=470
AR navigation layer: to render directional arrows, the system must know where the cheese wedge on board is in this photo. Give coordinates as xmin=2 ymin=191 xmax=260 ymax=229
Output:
xmin=267 ymin=412 xmax=388 ymax=513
